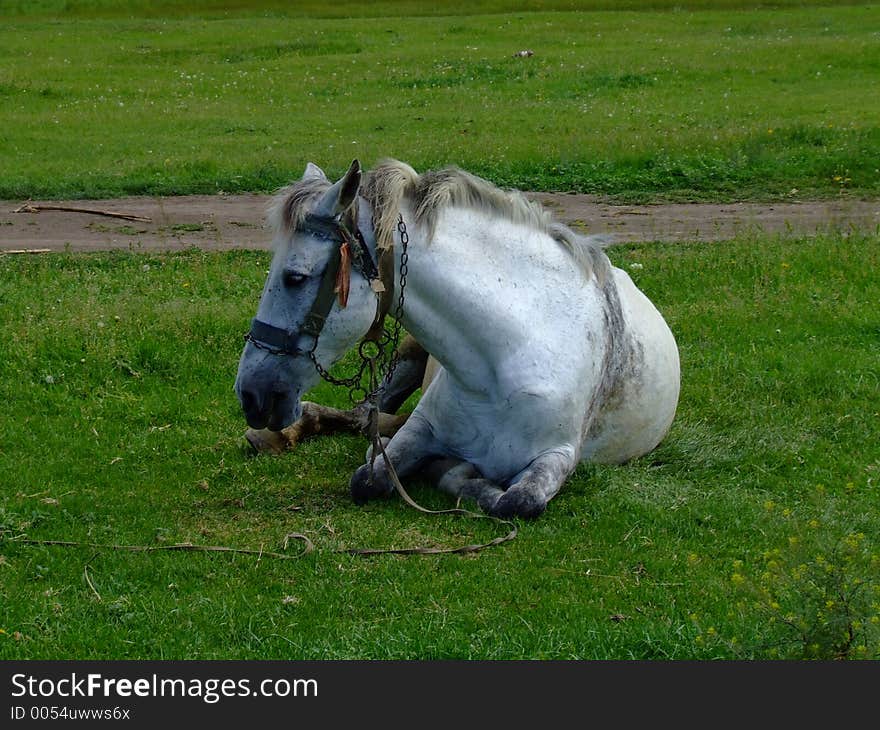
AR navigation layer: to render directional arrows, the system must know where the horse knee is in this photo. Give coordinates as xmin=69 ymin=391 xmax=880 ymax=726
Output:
xmin=350 ymin=463 xmax=394 ymax=505
xmin=488 ymin=485 xmax=547 ymax=519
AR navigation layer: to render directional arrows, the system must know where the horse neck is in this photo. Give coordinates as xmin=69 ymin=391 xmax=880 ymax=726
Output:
xmin=394 ymin=206 xmax=585 ymax=393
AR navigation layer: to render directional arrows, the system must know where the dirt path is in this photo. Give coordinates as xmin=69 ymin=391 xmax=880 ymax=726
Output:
xmin=1 ymin=193 xmax=878 ymax=252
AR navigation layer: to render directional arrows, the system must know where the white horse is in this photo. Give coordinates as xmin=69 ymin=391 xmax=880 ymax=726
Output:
xmin=234 ymin=159 xmax=680 ymax=518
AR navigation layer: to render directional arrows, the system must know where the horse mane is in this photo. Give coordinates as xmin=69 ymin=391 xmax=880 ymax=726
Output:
xmin=267 ymin=175 xmax=331 ymax=244
xmin=364 ymin=159 xmax=609 ymax=281
xmin=269 ymin=159 xmax=610 ymax=281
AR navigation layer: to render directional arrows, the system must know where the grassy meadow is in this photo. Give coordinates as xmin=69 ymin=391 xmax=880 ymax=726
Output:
xmin=1 ymin=232 xmax=878 ymax=660
xmin=0 ymin=1 xmax=879 ymax=200
xmin=1 ymin=1 xmax=878 ymax=661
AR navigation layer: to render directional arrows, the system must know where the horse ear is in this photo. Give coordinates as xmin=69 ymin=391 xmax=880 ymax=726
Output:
xmin=303 ymin=162 xmax=327 ymax=181
xmin=313 ymin=159 xmax=362 ymax=219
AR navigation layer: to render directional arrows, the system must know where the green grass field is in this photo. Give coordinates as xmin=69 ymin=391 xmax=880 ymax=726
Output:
xmin=1 ymin=1 xmax=878 ymax=661
xmin=2 ymin=1 xmax=869 ymax=20
xmin=1 ymin=232 xmax=878 ymax=659
xmin=1 ymin=1 xmax=878 ymax=201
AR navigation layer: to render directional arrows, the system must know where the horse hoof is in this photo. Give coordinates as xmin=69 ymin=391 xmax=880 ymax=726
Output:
xmin=350 ymin=464 xmax=393 ymax=505
xmin=488 ymin=487 xmax=546 ymax=519
xmin=244 ymin=428 xmax=289 ymax=455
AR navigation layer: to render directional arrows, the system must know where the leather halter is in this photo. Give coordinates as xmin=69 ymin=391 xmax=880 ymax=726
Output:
xmin=244 ymin=212 xmax=386 ymax=357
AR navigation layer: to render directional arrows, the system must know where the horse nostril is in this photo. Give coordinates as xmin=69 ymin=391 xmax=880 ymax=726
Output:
xmin=239 ymin=387 xmax=261 ymax=415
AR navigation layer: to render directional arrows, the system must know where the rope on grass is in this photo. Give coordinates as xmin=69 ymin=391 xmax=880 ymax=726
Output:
xmin=8 ymin=534 xmax=315 ymax=560
xmin=6 ymin=520 xmax=515 ymax=560
xmin=3 ymin=435 xmax=516 ymax=561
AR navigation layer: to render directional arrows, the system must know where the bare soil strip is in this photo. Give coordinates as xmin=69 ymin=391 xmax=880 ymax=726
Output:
xmin=1 ymin=193 xmax=878 ymax=252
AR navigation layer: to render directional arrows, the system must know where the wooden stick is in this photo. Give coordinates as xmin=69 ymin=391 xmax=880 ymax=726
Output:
xmin=13 ymin=202 xmax=152 ymax=223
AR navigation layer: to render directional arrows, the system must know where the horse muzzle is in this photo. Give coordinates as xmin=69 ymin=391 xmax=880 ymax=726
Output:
xmin=235 ymin=380 xmax=301 ymax=432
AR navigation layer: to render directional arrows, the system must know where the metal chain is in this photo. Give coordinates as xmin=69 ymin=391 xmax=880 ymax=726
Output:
xmin=308 ymin=342 xmax=365 ymax=389
xmin=308 ymin=214 xmax=409 ymax=405
xmin=243 ymin=333 xmax=291 ymax=356
xmin=378 ymin=214 xmax=410 ymax=384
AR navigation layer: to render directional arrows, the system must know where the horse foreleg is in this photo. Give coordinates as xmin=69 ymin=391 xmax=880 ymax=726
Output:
xmin=488 ymin=447 xmax=578 ymax=519
xmin=411 ymin=452 xmax=574 ymax=519
xmin=349 ymin=412 xmax=440 ymax=504
xmin=420 ymin=458 xmax=507 ymax=515
xmin=418 ymin=448 xmax=578 ymax=519
xmin=245 ymin=401 xmax=409 ymax=455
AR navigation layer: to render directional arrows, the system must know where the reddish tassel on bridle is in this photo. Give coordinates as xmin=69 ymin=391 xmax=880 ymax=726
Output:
xmin=335 ymin=241 xmax=352 ymax=307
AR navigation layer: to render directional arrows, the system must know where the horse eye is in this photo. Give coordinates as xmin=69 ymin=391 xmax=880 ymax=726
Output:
xmin=282 ymin=271 xmax=307 ymax=288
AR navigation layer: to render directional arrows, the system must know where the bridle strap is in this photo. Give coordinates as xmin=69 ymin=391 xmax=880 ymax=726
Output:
xmin=245 ymin=212 xmax=384 ymax=356
xmin=363 ymin=245 xmax=395 ymax=344
xmin=247 ymin=317 xmax=309 ymax=357
xmin=301 ymin=240 xmax=343 ymax=340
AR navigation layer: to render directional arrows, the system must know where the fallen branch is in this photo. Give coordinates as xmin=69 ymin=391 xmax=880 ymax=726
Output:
xmin=0 ymin=249 xmax=52 ymax=255
xmin=13 ymin=202 xmax=152 ymax=223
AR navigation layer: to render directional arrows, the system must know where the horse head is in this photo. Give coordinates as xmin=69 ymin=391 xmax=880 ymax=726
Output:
xmin=234 ymin=159 xmax=380 ymax=431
